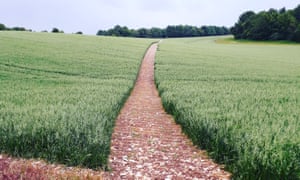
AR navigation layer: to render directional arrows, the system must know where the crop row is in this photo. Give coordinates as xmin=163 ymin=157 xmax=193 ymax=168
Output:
xmin=0 ymin=31 xmax=153 ymax=168
xmin=155 ymin=37 xmax=300 ymax=179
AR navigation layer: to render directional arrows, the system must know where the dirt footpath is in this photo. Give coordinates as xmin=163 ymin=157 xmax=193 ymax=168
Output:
xmin=106 ymin=43 xmax=231 ymax=179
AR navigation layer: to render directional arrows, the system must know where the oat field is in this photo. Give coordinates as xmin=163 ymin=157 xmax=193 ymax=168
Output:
xmin=0 ymin=31 xmax=152 ymax=168
xmin=155 ymin=37 xmax=300 ymax=179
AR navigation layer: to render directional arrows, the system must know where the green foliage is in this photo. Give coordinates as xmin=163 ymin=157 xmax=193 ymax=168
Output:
xmin=155 ymin=36 xmax=300 ymax=179
xmin=97 ymin=25 xmax=230 ymax=38
xmin=294 ymin=5 xmax=300 ymax=22
xmin=294 ymin=24 xmax=300 ymax=42
xmin=0 ymin=31 xmax=153 ymax=169
xmin=136 ymin=28 xmax=151 ymax=38
xmin=0 ymin=23 xmax=6 ymax=31
xmin=150 ymin=27 xmax=166 ymax=38
xmin=232 ymin=5 xmax=300 ymax=42
xmin=51 ymin=28 xmax=60 ymax=33
xmin=0 ymin=23 xmax=27 ymax=31
xmin=11 ymin=27 xmax=27 ymax=31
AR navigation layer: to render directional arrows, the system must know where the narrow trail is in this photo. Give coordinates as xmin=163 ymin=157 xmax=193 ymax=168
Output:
xmin=106 ymin=43 xmax=231 ymax=179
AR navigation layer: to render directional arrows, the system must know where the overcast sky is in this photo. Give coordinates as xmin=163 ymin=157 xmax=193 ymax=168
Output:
xmin=0 ymin=0 xmax=299 ymax=35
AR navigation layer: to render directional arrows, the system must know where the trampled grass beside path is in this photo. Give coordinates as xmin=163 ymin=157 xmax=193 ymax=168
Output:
xmin=155 ymin=36 xmax=300 ymax=179
xmin=0 ymin=31 xmax=153 ymax=169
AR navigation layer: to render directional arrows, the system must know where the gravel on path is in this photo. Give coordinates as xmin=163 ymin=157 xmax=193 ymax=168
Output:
xmin=106 ymin=43 xmax=231 ymax=180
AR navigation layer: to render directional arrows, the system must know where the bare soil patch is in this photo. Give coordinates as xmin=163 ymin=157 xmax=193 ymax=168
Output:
xmin=0 ymin=154 xmax=103 ymax=179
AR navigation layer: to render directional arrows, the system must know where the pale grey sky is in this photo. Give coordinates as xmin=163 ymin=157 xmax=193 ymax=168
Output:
xmin=0 ymin=0 xmax=299 ymax=35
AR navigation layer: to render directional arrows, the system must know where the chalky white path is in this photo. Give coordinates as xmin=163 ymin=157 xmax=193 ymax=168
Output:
xmin=106 ymin=43 xmax=231 ymax=179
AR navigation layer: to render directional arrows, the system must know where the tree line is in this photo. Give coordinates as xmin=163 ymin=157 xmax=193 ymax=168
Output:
xmin=0 ymin=24 xmax=84 ymax=34
xmin=0 ymin=23 xmax=59 ymax=33
xmin=97 ymin=25 xmax=230 ymax=38
xmin=231 ymin=4 xmax=300 ymax=42
xmin=0 ymin=23 xmax=29 ymax=32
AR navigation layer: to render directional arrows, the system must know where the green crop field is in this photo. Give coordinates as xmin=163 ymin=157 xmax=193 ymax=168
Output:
xmin=0 ymin=31 xmax=153 ymax=169
xmin=155 ymin=36 xmax=300 ymax=179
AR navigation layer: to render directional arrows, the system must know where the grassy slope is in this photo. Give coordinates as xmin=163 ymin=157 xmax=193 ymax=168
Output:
xmin=0 ymin=31 xmax=153 ymax=169
xmin=155 ymin=36 xmax=300 ymax=179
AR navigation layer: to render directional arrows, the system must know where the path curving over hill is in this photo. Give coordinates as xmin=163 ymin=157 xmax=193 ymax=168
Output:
xmin=106 ymin=43 xmax=231 ymax=179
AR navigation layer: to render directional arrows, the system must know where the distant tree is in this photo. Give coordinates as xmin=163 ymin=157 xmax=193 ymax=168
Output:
xmin=250 ymin=12 xmax=275 ymax=40
xmin=136 ymin=28 xmax=150 ymax=38
xmin=201 ymin=26 xmax=210 ymax=36
xmin=176 ymin=25 xmax=184 ymax=36
xmin=75 ymin=31 xmax=83 ymax=34
xmin=0 ymin=23 xmax=6 ymax=30
xmin=197 ymin=28 xmax=204 ymax=36
xmin=166 ymin=25 xmax=176 ymax=37
xmin=52 ymin=28 xmax=59 ymax=33
xmin=11 ymin=27 xmax=26 ymax=31
xmin=96 ymin=30 xmax=106 ymax=36
xmin=239 ymin=11 xmax=256 ymax=23
xmin=118 ymin=26 xmax=131 ymax=36
xmin=231 ymin=11 xmax=256 ymax=39
xmin=279 ymin=7 xmax=286 ymax=14
xmin=276 ymin=12 xmax=297 ymax=40
xmin=222 ymin=26 xmax=230 ymax=34
xmin=293 ymin=5 xmax=300 ymax=22
xmin=130 ymin=29 xmax=139 ymax=37
xmin=207 ymin=26 xmax=217 ymax=35
xmin=96 ymin=25 xmax=230 ymax=38
xmin=150 ymin=27 xmax=164 ymax=38
xmin=188 ymin=26 xmax=199 ymax=36
xmin=232 ymin=4 xmax=300 ymax=42
xmin=121 ymin=26 xmax=131 ymax=36
xmin=293 ymin=24 xmax=300 ymax=42
xmin=183 ymin=25 xmax=195 ymax=36
xmin=215 ymin=27 xmax=225 ymax=35
xmin=112 ymin=25 xmax=122 ymax=36
xmin=101 ymin=25 xmax=131 ymax=36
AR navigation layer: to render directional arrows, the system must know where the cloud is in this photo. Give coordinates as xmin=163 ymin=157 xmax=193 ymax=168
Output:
xmin=137 ymin=0 xmax=178 ymax=12
xmin=1 ymin=0 xmax=299 ymax=34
